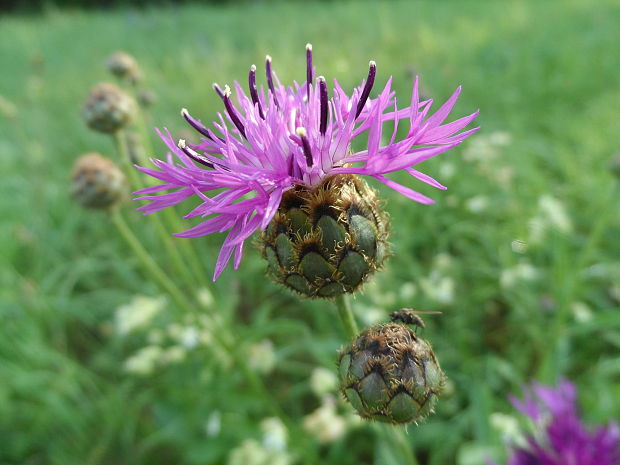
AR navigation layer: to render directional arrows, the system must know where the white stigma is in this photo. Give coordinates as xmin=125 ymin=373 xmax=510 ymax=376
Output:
xmin=369 ymin=60 xmax=376 ymax=68
xmin=317 ymin=75 xmax=325 ymax=82
xmin=223 ymin=85 xmax=231 ymax=97
xmin=306 ymin=43 xmax=313 ymax=51
xmin=250 ymin=64 xmax=257 ymax=72
xmin=181 ymin=108 xmax=189 ymax=117
xmin=178 ymin=139 xmax=186 ymax=149
xmin=266 ymin=55 xmax=272 ymax=62
xmin=296 ymin=127 xmax=307 ymax=137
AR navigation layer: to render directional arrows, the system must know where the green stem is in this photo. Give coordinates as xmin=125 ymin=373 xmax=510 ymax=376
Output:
xmin=111 ymin=208 xmax=197 ymax=317
xmin=127 ymin=107 xmax=212 ymax=283
xmin=334 ymin=294 xmax=358 ymax=339
xmin=113 ymin=131 xmax=202 ymax=291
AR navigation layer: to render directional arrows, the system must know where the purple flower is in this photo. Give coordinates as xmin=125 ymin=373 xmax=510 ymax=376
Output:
xmin=135 ymin=45 xmax=479 ymax=280
xmin=495 ymin=380 xmax=620 ymax=465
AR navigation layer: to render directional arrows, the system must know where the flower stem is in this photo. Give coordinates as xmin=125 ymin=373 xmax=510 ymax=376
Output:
xmin=125 ymin=110 xmax=212 ymax=285
xmin=113 ymin=131 xmax=202 ymax=292
xmin=111 ymin=207 xmax=197 ymax=317
xmin=334 ymin=294 xmax=358 ymax=339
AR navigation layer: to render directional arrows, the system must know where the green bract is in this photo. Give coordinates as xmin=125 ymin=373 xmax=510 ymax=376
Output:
xmin=260 ymin=174 xmax=389 ymax=298
xmin=338 ymin=323 xmax=445 ymax=424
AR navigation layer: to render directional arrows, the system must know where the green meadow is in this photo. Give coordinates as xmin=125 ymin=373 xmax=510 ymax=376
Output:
xmin=1 ymin=0 xmax=619 ymax=464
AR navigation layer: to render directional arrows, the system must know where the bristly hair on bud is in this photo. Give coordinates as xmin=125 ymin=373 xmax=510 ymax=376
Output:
xmin=134 ymin=46 xmax=479 ymax=280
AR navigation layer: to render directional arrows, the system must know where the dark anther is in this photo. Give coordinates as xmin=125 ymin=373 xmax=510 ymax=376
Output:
xmin=296 ymin=127 xmax=313 ymax=167
xmin=306 ymin=43 xmax=313 ymax=100
xmin=355 ymin=60 xmax=376 ymax=119
xmin=222 ymin=86 xmax=247 ymax=139
xmin=318 ymin=76 xmax=328 ymax=135
xmin=248 ymin=65 xmax=265 ymax=119
xmin=265 ymin=55 xmax=279 ymax=108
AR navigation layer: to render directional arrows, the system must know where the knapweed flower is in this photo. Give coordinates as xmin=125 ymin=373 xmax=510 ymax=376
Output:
xmin=135 ymin=45 xmax=479 ymax=282
xmin=493 ymin=380 xmax=620 ymax=465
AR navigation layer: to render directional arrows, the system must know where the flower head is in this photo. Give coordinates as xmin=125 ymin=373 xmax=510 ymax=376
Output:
xmin=135 ymin=45 xmax=479 ymax=280
xmin=495 ymin=380 xmax=620 ymax=465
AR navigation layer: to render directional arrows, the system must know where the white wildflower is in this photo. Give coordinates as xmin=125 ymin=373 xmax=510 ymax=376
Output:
xmin=115 ymin=295 xmax=166 ymax=335
xmin=161 ymin=345 xmax=186 ymax=364
xmin=260 ymin=417 xmax=288 ymax=453
xmin=197 ymin=287 xmax=214 ymax=307
xmin=205 ymin=410 xmax=221 ymax=437
xmin=538 ymin=195 xmax=572 ymax=233
xmin=310 ymin=367 xmax=338 ymax=397
xmin=228 ymin=439 xmax=291 ymax=465
xmin=124 ymin=345 xmax=162 ymax=375
xmin=303 ymin=396 xmax=347 ymax=444
xmin=466 ymin=195 xmax=490 ymax=213
xmin=439 ymin=161 xmax=456 ymax=180
xmin=500 ymin=262 xmax=540 ymax=288
xmin=248 ymin=340 xmax=276 ymax=374
xmin=511 ymin=239 xmax=528 ymax=254
xmin=571 ymin=301 xmax=593 ymax=323
xmin=179 ymin=326 xmax=201 ymax=349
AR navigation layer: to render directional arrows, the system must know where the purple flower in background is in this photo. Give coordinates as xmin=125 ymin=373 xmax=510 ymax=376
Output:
xmin=495 ymin=380 xmax=620 ymax=465
xmin=135 ymin=45 xmax=479 ymax=280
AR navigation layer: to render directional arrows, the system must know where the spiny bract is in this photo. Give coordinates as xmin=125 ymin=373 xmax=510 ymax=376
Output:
xmin=260 ymin=174 xmax=388 ymax=298
xmin=338 ymin=322 xmax=445 ymax=424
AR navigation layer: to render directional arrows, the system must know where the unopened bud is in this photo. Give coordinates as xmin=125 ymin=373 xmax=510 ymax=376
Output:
xmin=106 ymin=51 xmax=143 ymax=83
xmin=338 ymin=322 xmax=445 ymax=424
xmin=71 ymin=153 xmax=127 ymax=209
xmin=82 ymin=83 xmax=135 ymax=134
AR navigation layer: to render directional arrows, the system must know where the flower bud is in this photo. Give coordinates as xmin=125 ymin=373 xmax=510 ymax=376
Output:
xmin=106 ymin=51 xmax=142 ymax=83
xmin=260 ymin=174 xmax=389 ymax=298
xmin=82 ymin=83 xmax=135 ymax=134
xmin=338 ymin=322 xmax=445 ymax=424
xmin=71 ymin=153 xmax=127 ymax=209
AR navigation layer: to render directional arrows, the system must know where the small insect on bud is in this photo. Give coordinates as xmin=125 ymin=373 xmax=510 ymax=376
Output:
xmin=82 ymin=83 xmax=135 ymax=134
xmin=260 ymin=174 xmax=389 ymax=298
xmin=106 ymin=51 xmax=143 ymax=83
xmin=71 ymin=153 xmax=127 ymax=209
xmin=390 ymin=308 xmax=442 ymax=330
xmin=338 ymin=322 xmax=446 ymax=424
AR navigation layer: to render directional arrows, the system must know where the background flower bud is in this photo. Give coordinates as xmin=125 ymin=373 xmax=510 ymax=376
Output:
xmin=106 ymin=51 xmax=143 ymax=83
xmin=82 ymin=82 xmax=135 ymax=134
xmin=71 ymin=152 xmax=127 ymax=209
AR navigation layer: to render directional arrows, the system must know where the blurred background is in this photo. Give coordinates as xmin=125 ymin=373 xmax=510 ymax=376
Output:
xmin=1 ymin=0 xmax=619 ymax=464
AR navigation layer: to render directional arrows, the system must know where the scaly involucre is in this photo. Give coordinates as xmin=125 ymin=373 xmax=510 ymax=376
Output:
xmin=497 ymin=380 xmax=620 ymax=465
xmin=135 ymin=45 xmax=479 ymax=280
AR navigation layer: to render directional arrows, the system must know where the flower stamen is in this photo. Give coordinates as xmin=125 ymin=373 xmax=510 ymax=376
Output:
xmin=355 ymin=60 xmax=377 ymax=119
xmin=296 ymin=127 xmax=313 ymax=167
xmin=177 ymin=139 xmax=214 ymax=168
xmin=221 ymin=85 xmax=247 ymax=139
xmin=265 ymin=55 xmax=279 ymax=108
xmin=306 ymin=43 xmax=314 ymax=99
xmin=248 ymin=65 xmax=265 ymax=119
xmin=318 ymin=76 xmax=328 ymax=135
